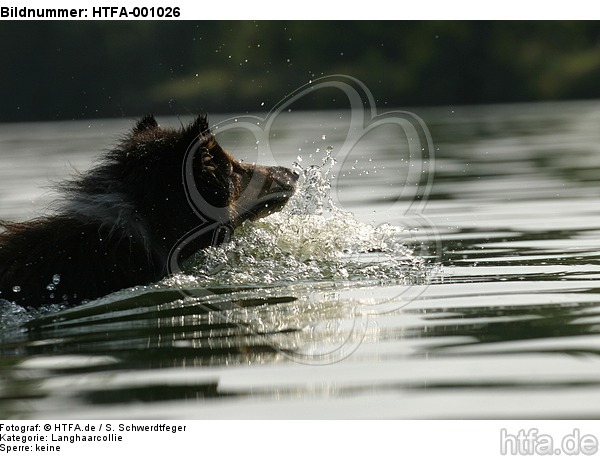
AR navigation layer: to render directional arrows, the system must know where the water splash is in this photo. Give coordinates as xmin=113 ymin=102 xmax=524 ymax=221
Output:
xmin=1 ymin=298 xmax=67 ymax=331
xmin=179 ymin=147 xmax=429 ymax=287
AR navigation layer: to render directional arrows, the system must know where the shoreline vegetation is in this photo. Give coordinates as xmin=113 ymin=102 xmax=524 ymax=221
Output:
xmin=2 ymin=21 xmax=600 ymax=122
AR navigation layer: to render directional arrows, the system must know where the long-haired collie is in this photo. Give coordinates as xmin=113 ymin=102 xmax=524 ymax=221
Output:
xmin=0 ymin=115 xmax=297 ymax=308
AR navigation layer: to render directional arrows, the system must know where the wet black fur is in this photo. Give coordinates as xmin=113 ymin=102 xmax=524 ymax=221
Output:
xmin=0 ymin=115 xmax=297 ymax=308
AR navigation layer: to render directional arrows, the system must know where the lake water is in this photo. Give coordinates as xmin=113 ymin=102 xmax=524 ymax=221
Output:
xmin=2 ymin=100 xmax=600 ymax=419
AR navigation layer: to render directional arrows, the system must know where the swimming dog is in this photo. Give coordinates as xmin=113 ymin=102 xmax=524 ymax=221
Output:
xmin=0 ymin=115 xmax=298 ymax=307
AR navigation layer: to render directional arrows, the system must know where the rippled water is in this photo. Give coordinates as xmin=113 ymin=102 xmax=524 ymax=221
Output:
xmin=2 ymin=101 xmax=600 ymax=418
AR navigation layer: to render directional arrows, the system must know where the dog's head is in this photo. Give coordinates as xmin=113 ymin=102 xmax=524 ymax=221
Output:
xmin=177 ymin=115 xmax=299 ymax=226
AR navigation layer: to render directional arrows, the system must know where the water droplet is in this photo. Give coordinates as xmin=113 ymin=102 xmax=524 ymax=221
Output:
xmin=321 ymin=134 xmax=326 ymax=140
xmin=52 ymin=274 xmax=61 ymax=285
xmin=12 ymin=286 xmax=21 ymax=293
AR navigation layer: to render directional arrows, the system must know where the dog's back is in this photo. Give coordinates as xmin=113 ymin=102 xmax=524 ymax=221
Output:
xmin=0 ymin=216 xmax=163 ymax=306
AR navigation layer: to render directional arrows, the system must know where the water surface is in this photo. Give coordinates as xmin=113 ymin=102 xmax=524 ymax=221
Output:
xmin=2 ymin=101 xmax=600 ymax=418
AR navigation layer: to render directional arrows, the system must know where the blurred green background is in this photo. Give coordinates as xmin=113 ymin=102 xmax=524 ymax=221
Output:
xmin=2 ymin=21 xmax=600 ymax=121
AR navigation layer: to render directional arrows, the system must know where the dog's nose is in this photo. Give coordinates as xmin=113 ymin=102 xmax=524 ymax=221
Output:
xmin=272 ymin=166 xmax=299 ymax=185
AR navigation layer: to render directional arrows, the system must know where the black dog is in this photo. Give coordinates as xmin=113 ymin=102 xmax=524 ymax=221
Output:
xmin=0 ymin=115 xmax=297 ymax=308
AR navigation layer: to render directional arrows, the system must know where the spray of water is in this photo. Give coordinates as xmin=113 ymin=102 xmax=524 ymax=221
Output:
xmin=181 ymin=147 xmax=427 ymax=287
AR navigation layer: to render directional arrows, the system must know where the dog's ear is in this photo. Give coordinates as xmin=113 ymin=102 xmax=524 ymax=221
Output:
xmin=199 ymin=147 xmax=218 ymax=173
xmin=133 ymin=114 xmax=158 ymax=134
xmin=188 ymin=113 xmax=210 ymax=136
xmin=185 ymin=114 xmax=218 ymax=148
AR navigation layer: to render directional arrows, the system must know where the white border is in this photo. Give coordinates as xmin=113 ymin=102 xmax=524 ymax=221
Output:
xmin=1 ymin=0 xmax=597 ymax=20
